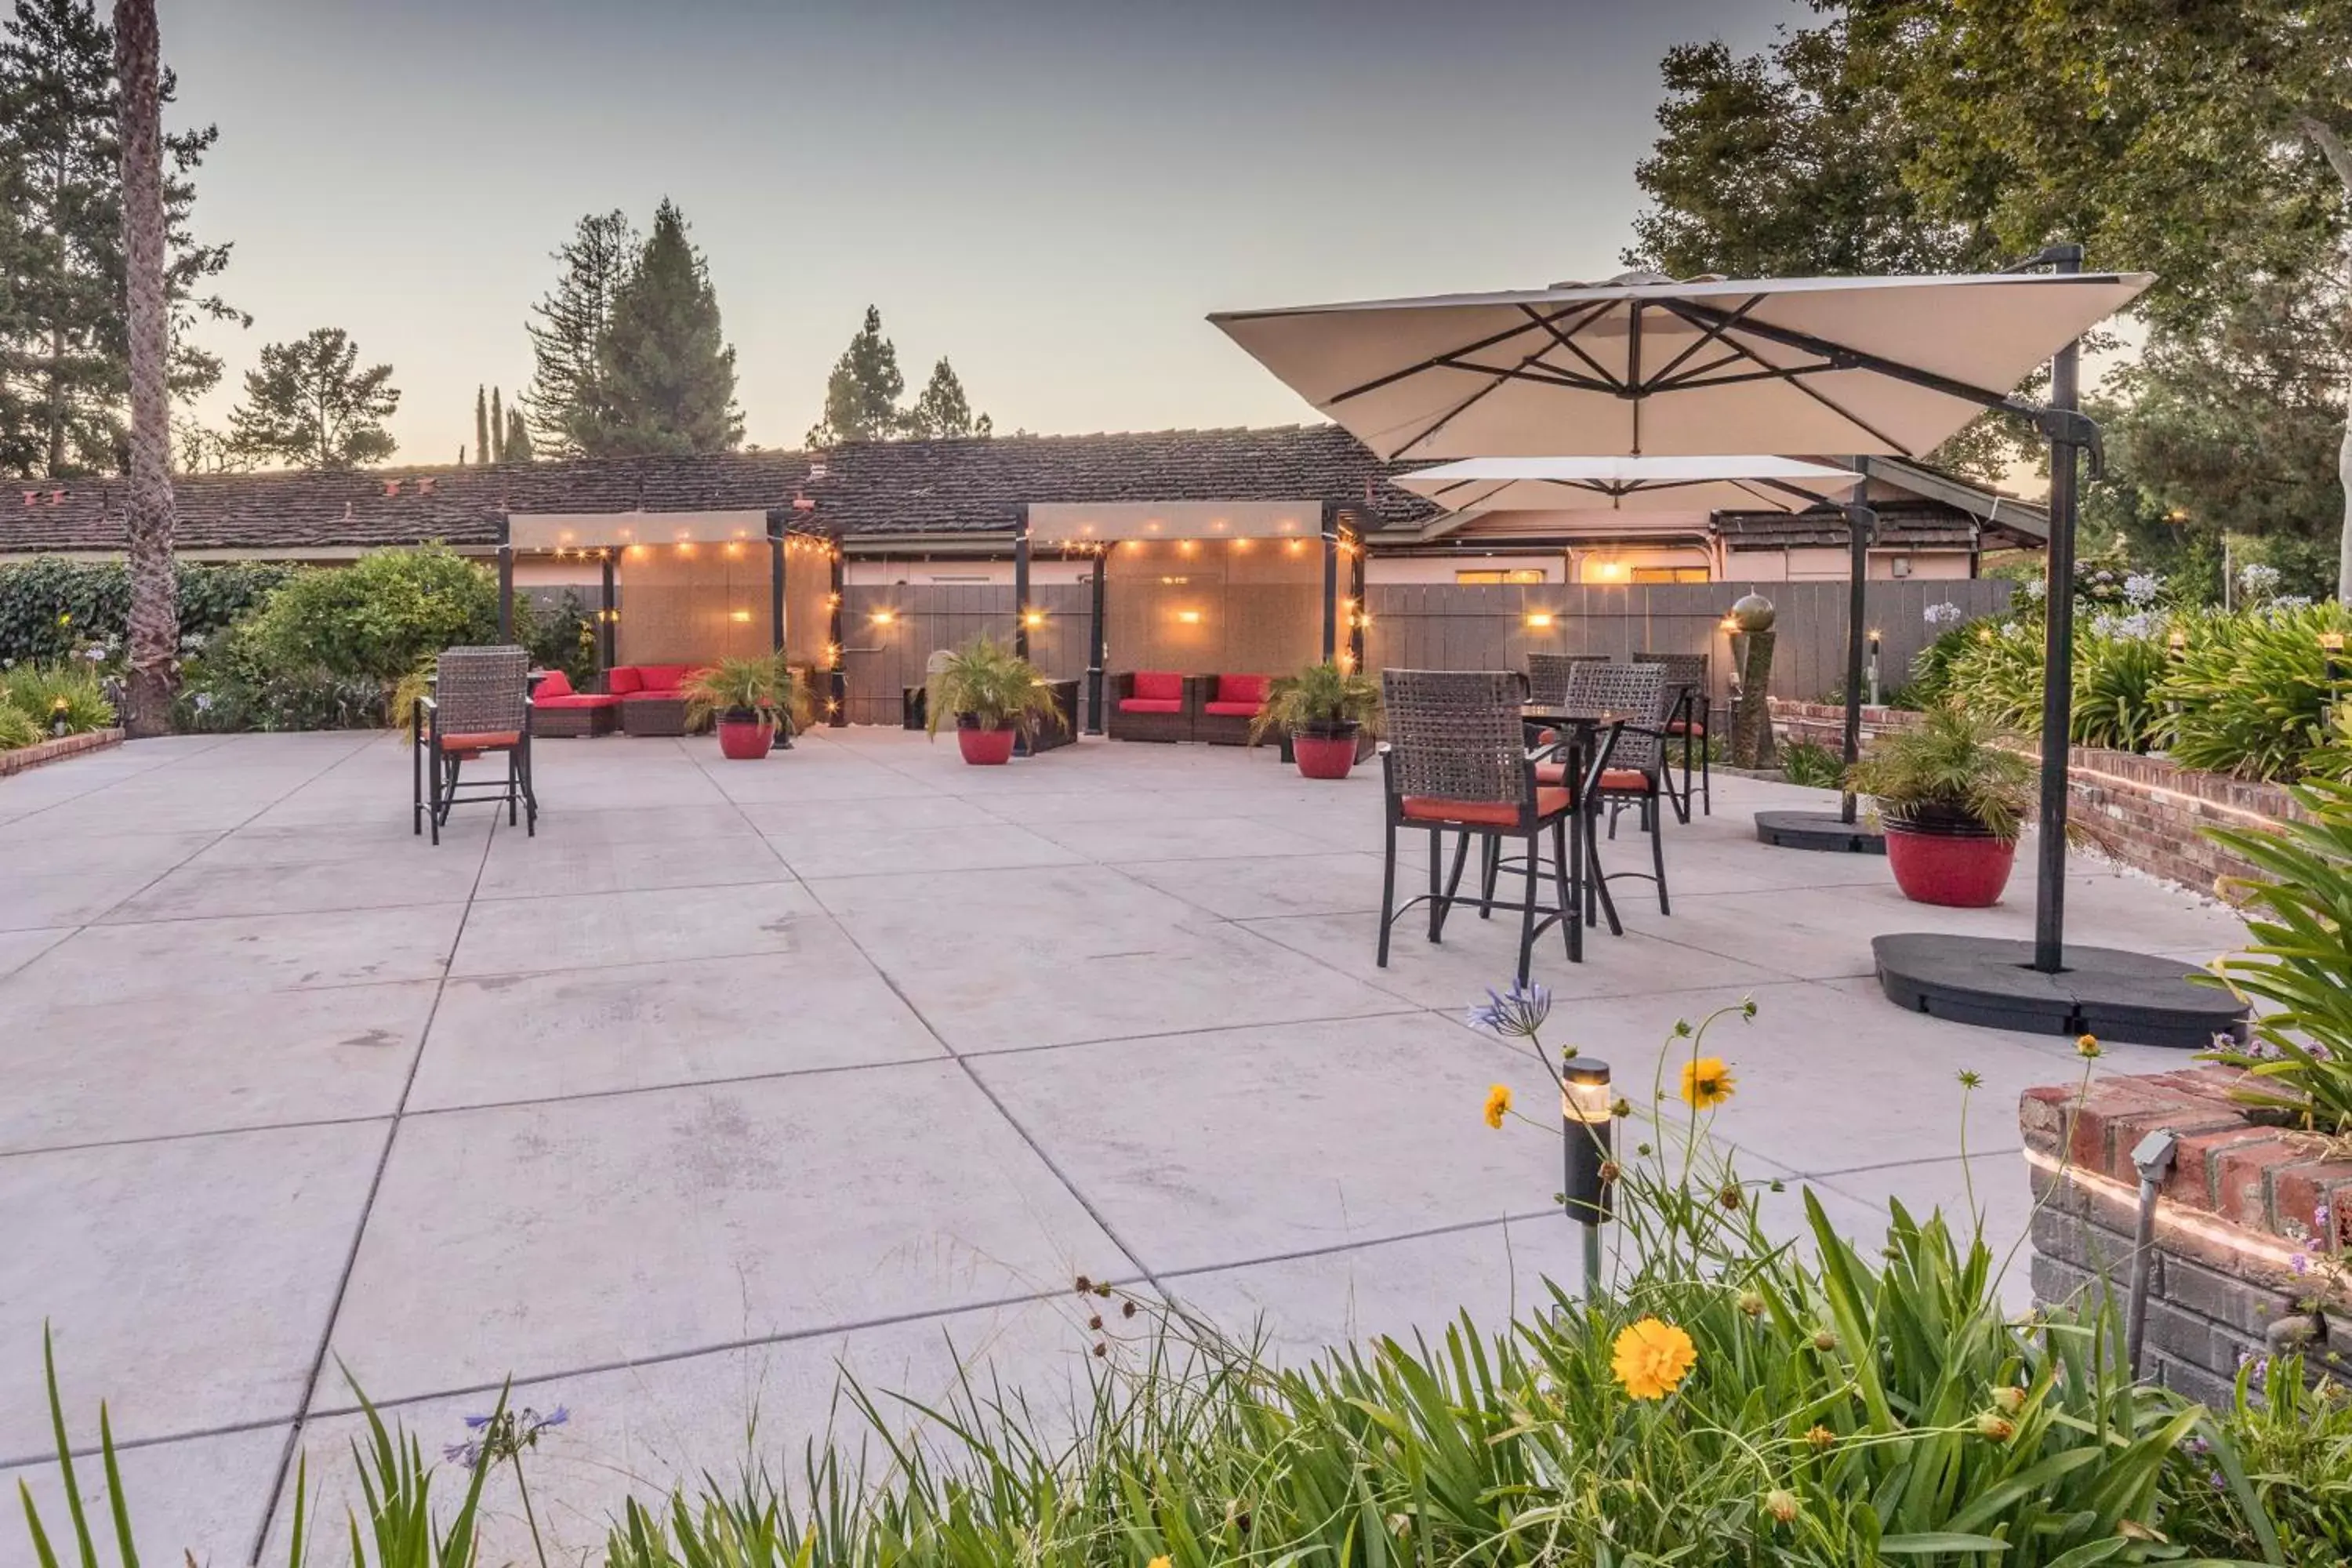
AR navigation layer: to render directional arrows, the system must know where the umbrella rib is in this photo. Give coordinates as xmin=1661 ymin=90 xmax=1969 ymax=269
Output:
xmin=1513 ymin=301 xmax=1625 ymax=391
xmin=1327 ymin=302 xmax=1602 ymax=406
xmin=1667 ymin=298 xmax=2025 ymax=416
xmin=1638 ymin=293 xmax=1766 ymax=390
xmin=1651 ymin=299 xmax=1918 ymax=456
xmin=1387 ymin=315 xmax=1613 ymax=458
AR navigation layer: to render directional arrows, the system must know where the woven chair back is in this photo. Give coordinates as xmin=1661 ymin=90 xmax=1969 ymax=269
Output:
xmin=1564 ymin=661 xmax=1669 ymax=773
xmin=1381 ymin=669 xmax=1529 ymax=808
xmin=1633 ymin=651 xmax=1708 ymax=700
xmin=1526 ymin=652 xmax=1607 ymax=705
xmin=435 ymin=645 xmax=529 ymax=736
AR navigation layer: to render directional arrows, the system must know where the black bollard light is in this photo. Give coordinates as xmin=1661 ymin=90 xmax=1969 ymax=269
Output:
xmin=1561 ymin=1056 xmax=1613 ymax=1301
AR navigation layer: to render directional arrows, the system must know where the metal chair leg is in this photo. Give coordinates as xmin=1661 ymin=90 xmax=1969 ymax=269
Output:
xmin=1377 ymin=822 xmax=1399 ymax=968
xmin=1650 ymin=786 xmax=1671 ymax=915
xmin=1434 ymin=831 xmax=1472 ymax=942
xmin=1515 ymin=826 xmax=1539 ymax=986
xmin=1551 ymin=816 xmax=1579 ymax=963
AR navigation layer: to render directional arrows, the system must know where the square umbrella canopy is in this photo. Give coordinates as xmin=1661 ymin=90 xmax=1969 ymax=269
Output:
xmin=1394 ymin=455 xmax=1860 ymax=515
xmin=1210 ymin=270 xmax=2151 ymax=461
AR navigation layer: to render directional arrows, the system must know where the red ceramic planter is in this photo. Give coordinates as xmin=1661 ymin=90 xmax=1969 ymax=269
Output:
xmin=716 ymin=717 xmax=774 ymax=760
xmin=957 ymin=724 xmax=1018 ymax=765
xmin=1292 ymin=732 xmax=1359 ymax=780
xmin=1885 ymin=821 xmax=2016 ymax=907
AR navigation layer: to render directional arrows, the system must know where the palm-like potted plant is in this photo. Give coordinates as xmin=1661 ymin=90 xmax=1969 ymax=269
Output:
xmin=924 ymin=636 xmax=1065 ymax=764
xmin=1846 ymin=702 xmax=2036 ymax=906
xmin=1248 ymin=661 xmax=1383 ymax=779
xmin=683 ymin=654 xmax=807 ymax=760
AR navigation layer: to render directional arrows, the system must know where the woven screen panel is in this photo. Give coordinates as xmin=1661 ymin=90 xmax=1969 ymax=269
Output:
xmin=1102 ymin=536 xmax=1328 ymax=679
xmin=614 ymin=544 xmax=771 ymax=666
xmin=1381 ymin=669 xmax=1526 ymax=804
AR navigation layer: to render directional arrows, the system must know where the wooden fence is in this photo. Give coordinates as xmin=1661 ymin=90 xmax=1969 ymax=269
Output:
xmin=830 ymin=578 xmax=2016 ymax=724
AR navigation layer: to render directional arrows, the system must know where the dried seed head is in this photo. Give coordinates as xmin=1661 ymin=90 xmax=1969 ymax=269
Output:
xmin=1764 ymin=1489 xmax=1798 ymax=1526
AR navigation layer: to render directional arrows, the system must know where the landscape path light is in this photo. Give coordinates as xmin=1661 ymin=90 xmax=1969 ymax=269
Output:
xmin=1561 ymin=1057 xmax=1613 ymax=1301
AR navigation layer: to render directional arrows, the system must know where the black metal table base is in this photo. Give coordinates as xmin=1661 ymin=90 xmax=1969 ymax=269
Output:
xmin=1872 ymin=933 xmax=2249 ymax=1049
xmin=1755 ymin=809 xmax=1886 ymax=855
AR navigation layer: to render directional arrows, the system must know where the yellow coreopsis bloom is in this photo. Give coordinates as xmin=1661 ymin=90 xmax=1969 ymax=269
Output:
xmin=1147 ymin=1558 xmax=1172 ymax=1568
xmin=1483 ymin=1083 xmax=1513 ymax=1130
xmin=1610 ymin=1316 xmax=1697 ymax=1400
xmin=1679 ymin=1056 xmax=1736 ymax=1109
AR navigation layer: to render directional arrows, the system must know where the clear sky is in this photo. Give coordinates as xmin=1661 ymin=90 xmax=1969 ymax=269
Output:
xmin=167 ymin=0 xmax=1795 ymax=463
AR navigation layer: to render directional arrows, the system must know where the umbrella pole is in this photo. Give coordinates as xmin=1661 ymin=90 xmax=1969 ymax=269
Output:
xmin=2033 ymin=260 xmax=2084 ymax=973
xmin=1840 ymin=489 xmax=1875 ymax=826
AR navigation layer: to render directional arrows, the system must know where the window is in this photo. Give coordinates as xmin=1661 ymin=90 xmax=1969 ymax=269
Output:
xmin=1632 ymin=566 xmax=1711 ymax=584
xmin=1455 ymin=568 xmax=1546 ymax=585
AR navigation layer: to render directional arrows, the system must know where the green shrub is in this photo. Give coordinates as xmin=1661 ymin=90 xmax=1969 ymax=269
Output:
xmin=519 ymin=590 xmax=598 ymax=687
xmin=242 ymin=544 xmax=499 ymax=682
xmin=2071 ymin=624 xmax=2172 ymax=751
xmin=1900 ymin=619 xmax=1991 ymax=710
xmin=174 ymin=620 xmax=388 ymax=733
xmin=0 ymin=662 xmax=116 ymax=734
xmin=1779 ymin=737 xmax=1844 ymax=787
xmin=1941 ymin=619 xmax=2046 ymax=735
xmin=2161 ymin=601 xmax=2352 ymax=781
xmin=0 ymin=702 xmax=40 ymax=750
xmin=2165 ymin=1360 xmax=2352 ymax=1563
xmin=0 ymin=556 xmax=295 ymax=666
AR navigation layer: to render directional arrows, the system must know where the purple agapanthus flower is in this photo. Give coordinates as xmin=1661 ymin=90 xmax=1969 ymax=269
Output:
xmin=1466 ymin=982 xmax=1551 ymax=1039
xmin=463 ymin=1413 xmax=492 ymax=1430
xmin=443 ymin=1440 xmax=481 ymax=1469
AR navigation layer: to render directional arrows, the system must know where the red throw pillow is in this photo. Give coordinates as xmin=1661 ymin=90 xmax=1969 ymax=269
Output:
xmin=1132 ymin=670 xmax=1184 ymax=702
xmin=534 ymin=669 xmax=574 ymax=699
xmin=1216 ymin=673 xmax=1269 ymax=707
xmin=604 ymin=666 xmax=644 ymax=695
xmin=636 ymin=663 xmax=691 ymax=691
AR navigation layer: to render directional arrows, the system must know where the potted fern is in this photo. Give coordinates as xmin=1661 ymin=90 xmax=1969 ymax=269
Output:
xmin=1846 ymin=702 xmax=2035 ymax=906
xmin=1248 ymin=661 xmax=1382 ymax=779
xmin=924 ymin=636 xmax=1065 ymax=764
xmin=683 ymin=655 xmax=807 ymax=760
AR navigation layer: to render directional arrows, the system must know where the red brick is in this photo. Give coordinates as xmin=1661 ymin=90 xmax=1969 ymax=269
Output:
xmin=2214 ymin=1140 xmax=2310 ymax=1230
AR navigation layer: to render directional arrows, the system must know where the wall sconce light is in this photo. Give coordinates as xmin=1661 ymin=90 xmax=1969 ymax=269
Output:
xmin=676 ymin=542 xmax=696 ymax=557
xmin=870 ymin=609 xmax=896 ymax=626
xmin=1526 ymin=612 xmax=1555 ymax=630
xmin=729 ymin=609 xmax=752 ymax=623
xmin=1178 ymin=539 xmax=1196 ymax=555
xmin=1022 ymin=609 xmax=1045 ymax=629
xmin=1285 ymin=539 xmax=1305 ymax=555
xmin=724 ymin=542 xmax=742 ymax=558
xmin=1177 ymin=608 xmax=1203 ymax=625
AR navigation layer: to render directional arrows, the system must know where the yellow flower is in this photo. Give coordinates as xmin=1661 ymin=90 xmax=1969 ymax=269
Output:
xmin=1148 ymin=1559 xmax=1171 ymax=1568
xmin=1610 ymin=1316 xmax=1697 ymax=1401
xmin=1804 ymin=1423 xmax=1835 ymax=1451
xmin=1679 ymin=1056 xmax=1736 ymax=1109
xmin=2075 ymin=1033 xmax=2102 ymax=1059
xmin=1483 ymin=1083 xmax=1512 ymax=1130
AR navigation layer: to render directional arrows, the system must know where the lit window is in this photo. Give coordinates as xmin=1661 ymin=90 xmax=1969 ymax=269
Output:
xmin=1455 ymin=568 xmax=1546 ymax=585
xmin=1631 ymin=567 xmax=1711 ymax=585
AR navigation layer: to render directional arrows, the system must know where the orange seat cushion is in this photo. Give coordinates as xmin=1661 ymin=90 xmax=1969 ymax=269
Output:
xmin=1666 ymin=717 xmax=1704 ymax=736
xmin=1401 ymin=787 xmax=1570 ymax=827
xmin=1599 ymin=768 xmax=1650 ymax=791
xmin=1533 ymin=760 xmax=1567 ymax=786
xmin=439 ymin=730 xmax=521 ymax=751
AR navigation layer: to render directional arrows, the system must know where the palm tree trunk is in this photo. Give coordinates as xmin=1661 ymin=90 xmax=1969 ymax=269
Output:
xmin=114 ymin=0 xmax=177 ymax=735
xmin=2296 ymin=118 xmax=2352 ymax=601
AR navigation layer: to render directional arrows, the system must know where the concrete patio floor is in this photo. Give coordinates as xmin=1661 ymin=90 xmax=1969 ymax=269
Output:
xmin=0 ymin=726 xmax=2250 ymax=1564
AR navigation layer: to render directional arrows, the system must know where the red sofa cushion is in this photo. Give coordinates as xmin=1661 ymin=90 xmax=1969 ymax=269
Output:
xmin=536 ymin=693 xmax=618 ymax=710
xmin=635 ymin=663 xmax=693 ymax=691
xmin=1119 ymin=697 xmax=1184 ymax=714
xmin=619 ymin=689 xmax=683 ymax=702
xmin=1214 ymin=673 xmax=1269 ymax=707
xmin=533 ymin=669 xmax=574 ymax=698
xmin=1666 ymin=717 xmax=1704 ymax=736
xmin=604 ymin=666 xmax=644 ymax=695
xmin=1201 ymin=701 xmax=1261 ymax=717
xmin=1401 ymin=788 xmax=1570 ymax=827
xmin=1131 ymin=670 xmax=1184 ymax=702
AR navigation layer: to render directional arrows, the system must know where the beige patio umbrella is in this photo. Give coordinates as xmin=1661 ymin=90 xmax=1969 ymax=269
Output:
xmin=1393 ymin=455 xmax=1860 ymax=515
xmin=1209 ymin=270 xmax=2151 ymax=461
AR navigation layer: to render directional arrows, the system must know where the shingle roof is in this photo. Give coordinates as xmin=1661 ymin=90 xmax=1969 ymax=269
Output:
xmin=1715 ymin=502 xmax=1980 ymax=552
xmin=1 ymin=425 xmax=1439 ymax=556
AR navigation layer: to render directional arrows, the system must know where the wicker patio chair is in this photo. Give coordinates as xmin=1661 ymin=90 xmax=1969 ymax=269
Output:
xmin=1635 ymin=651 xmax=1711 ymax=820
xmin=1377 ymin=669 xmax=1582 ymax=985
xmin=1106 ymin=670 xmax=1197 ymax=742
xmin=1525 ymin=652 xmax=1606 ymax=706
xmin=412 ymin=644 xmax=536 ymax=846
xmin=1563 ymin=660 xmax=1671 ymax=914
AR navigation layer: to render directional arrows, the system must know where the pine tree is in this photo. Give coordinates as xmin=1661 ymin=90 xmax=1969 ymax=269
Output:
xmin=595 ymin=199 xmax=743 ymax=456
xmin=523 ymin=209 xmax=637 ymax=457
xmin=474 ymin=385 xmax=489 ymax=467
xmin=489 ymin=385 xmax=504 ymax=461
xmin=902 ymin=357 xmax=993 ymax=439
xmin=227 ymin=328 xmax=399 ymax=469
xmin=503 ymin=405 xmax=532 ymax=463
xmin=0 ymin=0 xmax=236 ymax=477
xmin=806 ymin=306 xmax=905 ymax=447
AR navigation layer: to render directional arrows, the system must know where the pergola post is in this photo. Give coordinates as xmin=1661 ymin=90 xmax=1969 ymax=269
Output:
xmin=1840 ymin=488 xmax=1876 ymax=826
xmin=2033 ymin=248 xmax=2085 ymax=974
xmin=767 ymin=510 xmax=786 ymax=655
xmin=1347 ymin=528 xmax=1367 ymax=669
xmin=597 ymin=552 xmax=616 ymax=673
xmin=1085 ymin=545 xmax=1106 ymax=734
xmin=1319 ymin=503 xmax=1339 ymax=664
xmin=1012 ymin=507 xmax=1032 ymax=662
xmin=826 ymin=530 xmax=848 ymax=727
xmin=495 ymin=536 xmax=514 ymax=642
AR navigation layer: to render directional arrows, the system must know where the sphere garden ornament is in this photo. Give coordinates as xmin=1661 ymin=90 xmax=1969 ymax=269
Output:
xmin=1730 ymin=593 xmax=1776 ymax=633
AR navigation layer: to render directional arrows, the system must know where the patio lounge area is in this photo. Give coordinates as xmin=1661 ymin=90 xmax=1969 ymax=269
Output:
xmin=0 ymin=728 xmax=2252 ymax=1564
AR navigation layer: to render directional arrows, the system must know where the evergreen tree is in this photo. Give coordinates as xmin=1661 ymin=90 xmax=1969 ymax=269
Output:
xmin=0 ymin=0 xmax=237 ymax=477
xmin=227 ymin=328 xmax=399 ymax=469
xmin=474 ymin=384 xmax=489 ymax=466
xmin=489 ymin=385 xmax=504 ymax=461
xmin=594 ymin=199 xmax=743 ymax=456
xmin=523 ymin=209 xmax=637 ymax=457
xmin=902 ymin=357 xmax=993 ymax=439
xmin=503 ymin=405 xmax=533 ymax=463
xmin=806 ymin=306 xmax=904 ymax=446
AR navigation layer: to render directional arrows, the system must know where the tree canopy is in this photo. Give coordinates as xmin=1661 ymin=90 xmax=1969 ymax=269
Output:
xmin=808 ymin=306 xmax=906 ymax=446
xmin=590 ymin=200 xmax=743 ymax=456
xmin=522 ymin=209 xmax=637 ymax=458
xmin=903 ymin=356 xmax=992 ymax=439
xmin=227 ymin=327 xmax=399 ymax=470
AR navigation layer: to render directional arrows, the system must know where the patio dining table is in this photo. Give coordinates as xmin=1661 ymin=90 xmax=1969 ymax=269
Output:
xmin=1519 ymin=705 xmax=1628 ymax=935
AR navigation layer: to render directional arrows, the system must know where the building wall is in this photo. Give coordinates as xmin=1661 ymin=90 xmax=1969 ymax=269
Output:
xmin=1365 ymin=554 xmax=1563 ymax=585
xmin=844 ymin=559 xmax=1094 ymax=586
xmin=1730 ymin=546 xmax=1975 ymax=583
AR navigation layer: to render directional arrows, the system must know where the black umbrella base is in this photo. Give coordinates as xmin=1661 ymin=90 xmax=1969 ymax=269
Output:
xmin=1873 ymin=933 xmax=2249 ymax=1049
xmin=1755 ymin=809 xmax=1886 ymax=855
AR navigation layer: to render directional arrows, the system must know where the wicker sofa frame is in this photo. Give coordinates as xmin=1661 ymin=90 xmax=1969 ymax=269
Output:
xmin=1106 ymin=671 xmax=1199 ymax=743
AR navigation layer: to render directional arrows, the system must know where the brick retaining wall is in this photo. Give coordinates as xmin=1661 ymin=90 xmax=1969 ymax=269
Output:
xmin=1766 ymin=699 xmax=2305 ymax=895
xmin=2022 ymin=1068 xmax=2350 ymax=1406
xmin=0 ymin=727 xmax=122 ymax=776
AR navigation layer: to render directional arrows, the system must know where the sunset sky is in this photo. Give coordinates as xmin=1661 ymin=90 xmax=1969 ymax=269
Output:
xmin=168 ymin=0 xmax=1791 ymax=462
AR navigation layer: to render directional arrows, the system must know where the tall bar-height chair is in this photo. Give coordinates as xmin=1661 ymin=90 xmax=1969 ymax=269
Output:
xmin=1526 ymin=652 xmax=1606 ymax=707
xmin=1375 ymin=670 xmax=1581 ymax=985
xmin=1635 ymin=651 xmax=1711 ymax=820
xmin=1565 ymin=660 xmax=1672 ymax=916
xmin=413 ymin=644 xmax=537 ymax=846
